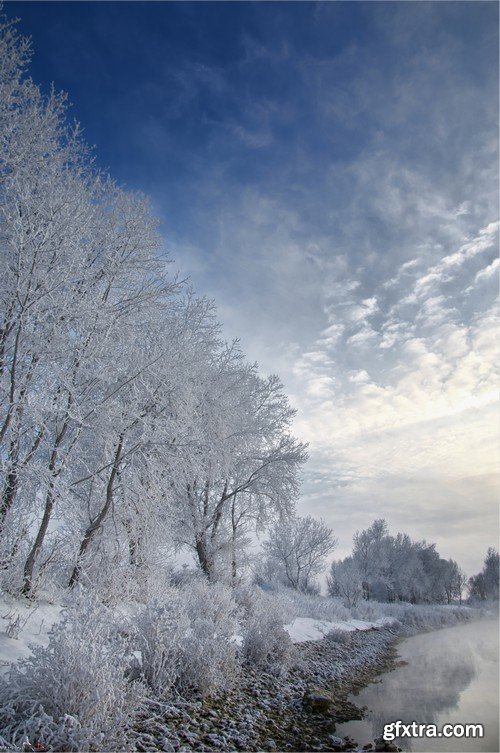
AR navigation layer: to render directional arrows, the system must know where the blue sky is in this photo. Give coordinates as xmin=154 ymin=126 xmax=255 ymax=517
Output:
xmin=10 ymin=1 xmax=499 ymax=574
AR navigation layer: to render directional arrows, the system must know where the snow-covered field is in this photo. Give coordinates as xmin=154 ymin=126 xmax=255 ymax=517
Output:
xmin=284 ymin=615 xmax=397 ymax=643
xmin=0 ymin=593 xmax=61 ymax=670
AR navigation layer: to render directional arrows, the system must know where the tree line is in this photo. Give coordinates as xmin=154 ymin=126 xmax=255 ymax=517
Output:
xmin=0 ymin=12 xmax=307 ymax=598
xmin=327 ymin=519 xmax=497 ymax=607
xmin=468 ymin=548 xmax=499 ymax=602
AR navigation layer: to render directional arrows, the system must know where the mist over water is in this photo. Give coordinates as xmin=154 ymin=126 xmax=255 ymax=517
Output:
xmin=337 ymin=616 xmax=499 ymax=752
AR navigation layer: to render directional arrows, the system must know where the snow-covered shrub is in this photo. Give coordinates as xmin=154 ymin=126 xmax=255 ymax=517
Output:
xmin=352 ymin=599 xmax=474 ymax=633
xmin=271 ymin=584 xmax=353 ymax=623
xmin=326 ymin=627 xmax=351 ymax=645
xmin=177 ymin=580 xmax=241 ymax=697
xmin=236 ymin=585 xmax=295 ymax=672
xmin=0 ymin=591 xmax=144 ymax=751
xmin=66 ymin=546 xmax=172 ymax=609
xmin=134 ymin=591 xmax=189 ymax=696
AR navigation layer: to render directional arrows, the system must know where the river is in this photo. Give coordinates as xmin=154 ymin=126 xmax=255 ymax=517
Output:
xmin=336 ymin=616 xmax=499 ymax=752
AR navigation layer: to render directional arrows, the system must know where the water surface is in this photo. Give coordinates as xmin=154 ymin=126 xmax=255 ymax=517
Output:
xmin=336 ymin=616 xmax=499 ymax=752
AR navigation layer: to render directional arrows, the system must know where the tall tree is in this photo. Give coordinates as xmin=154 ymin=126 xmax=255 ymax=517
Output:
xmin=263 ymin=515 xmax=336 ymax=592
xmin=171 ymin=348 xmax=307 ymax=581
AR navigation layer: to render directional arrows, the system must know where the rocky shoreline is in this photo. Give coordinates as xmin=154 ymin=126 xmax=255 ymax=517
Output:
xmin=133 ymin=626 xmax=403 ymax=753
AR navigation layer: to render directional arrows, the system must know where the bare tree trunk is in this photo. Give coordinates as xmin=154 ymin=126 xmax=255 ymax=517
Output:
xmin=0 ymin=351 xmax=43 ymax=537
xmin=0 ymin=299 xmax=16 ymax=383
xmin=22 ymin=405 xmax=73 ymax=596
xmin=231 ymin=495 xmax=237 ymax=586
xmin=22 ymin=476 xmax=57 ymax=596
xmin=69 ymin=434 xmax=124 ymax=587
xmin=0 ymin=439 xmax=20 ymax=529
xmin=0 ymin=426 xmax=44 ymax=534
xmin=125 ymin=518 xmax=141 ymax=567
xmin=0 ymin=327 xmax=22 ymax=447
xmin=187 ymin=480 xmax=216 ymax=581
xmin=195 ymin=534 xmax=214 ymax=581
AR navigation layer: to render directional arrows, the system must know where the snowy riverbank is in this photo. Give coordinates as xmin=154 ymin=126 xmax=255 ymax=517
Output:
xmin=131 ymin=623 xmax=401 ymax=753
xmin=0 ymin=588 xmax=478 ymax=752
xmin=131 ymin=606 xmax=477 ymax=753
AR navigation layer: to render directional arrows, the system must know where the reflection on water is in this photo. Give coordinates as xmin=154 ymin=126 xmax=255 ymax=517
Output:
xmin=336 ymin=617 xmax=499 ymax=752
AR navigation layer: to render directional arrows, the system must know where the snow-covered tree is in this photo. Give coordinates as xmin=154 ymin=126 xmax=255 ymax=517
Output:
xmin=263 ymin=515 xmax=336 ymax=592
xmin=345 ymin=521 xmax=468 ymax=605
xmin=469 ymin=548 xmax=499 ymax=601
xmin=170 ymin=350 xmax=307 ymax=581
xmin=327 ymin=557 xmax=364 ymax=608
xmin=0 ymin=7 xmax=307 ymax=598
xmin=352 ymin=519 xmax=389 ymax=600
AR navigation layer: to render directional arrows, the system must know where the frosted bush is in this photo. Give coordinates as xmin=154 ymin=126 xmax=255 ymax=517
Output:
xmin=353 ymin=599 xmax=473 ymax=633
xmin=351 ymin=601 xmax=378 ymax=621
xmin=126 ymin=580 xmax=243 ymax=700
xmin=134 ymin=591 xmax=189 ymax=696
xmin=0 ymin=591 xmax=144 ymax=751
xmin=269 ymin=584 xmax=352 ymax=623
xmin=255 ymin=584 xmax=473 ymax=638
xmin=326 ymin=627 xmax=351 ymax=645
xmin=177 ymin=580 xmax=241 ymax=697
xmin=236 ymin=585 xmax=295 ymax=672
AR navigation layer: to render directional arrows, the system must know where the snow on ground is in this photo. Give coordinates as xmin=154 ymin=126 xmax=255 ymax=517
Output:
xmin=284 ymin=615 xmax=396 ymax=643
xmin=0 ymin=591 xmax=398 ymax=669
xmin=0 ymin=592 xmax=62 ymax=672
xmin=0 ymin=587 xmax=470 ymax=674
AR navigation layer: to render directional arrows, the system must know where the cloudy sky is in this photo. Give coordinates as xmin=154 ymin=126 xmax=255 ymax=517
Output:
xmin=11 ymin=1 xmax=498 ymax=574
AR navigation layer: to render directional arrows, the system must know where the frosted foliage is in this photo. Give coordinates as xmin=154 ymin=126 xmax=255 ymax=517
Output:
xmin=263 ymin=515 xmax=336 ymax=592
xmin=236 ymin=586 xmax=294 ymax=671
xmin=265 ymin=584 xmax=353 ymax=622
xmin=351 ymin=599 xmax=472 ymax=632
xmin=326 ymin=627 xmax=351 ymax=644
xmin=328 ymin=557 xmax=364 ymax=608
xmin=0 ymin=593 xmax=144 ymax=751
xmin=0 ymin=9 xmax=306 ymax=600
xmin=178 ymin=580 xmax=241 ymax=697
xmin=134 ymin=592 xmax=189 ymax=696
xmin=133 ymin=581 xmax=243 ymax=699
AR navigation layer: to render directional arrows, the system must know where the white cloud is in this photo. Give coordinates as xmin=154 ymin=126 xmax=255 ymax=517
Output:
xmin=382 ymin=258 xmax=420 ymax=289
xmin=287 ymin=211 xmax=499 ymax=502
xmin=472 ymin=257 xmax=500 ymax=286
xmin=346 ymin=327 xmax=377 ymax=346
xmin=160 ymin=8 xmax=499 ymax=571
xmin=348 ymin=370 xmax=370 ymax=384
xmin=410 ymin=222 xmax=499 ymax=299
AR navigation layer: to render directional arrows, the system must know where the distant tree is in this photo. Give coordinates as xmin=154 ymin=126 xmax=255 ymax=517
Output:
xmin=468 ymin=572 xmax=486 ymax=601
xmin=352 ymin=519 xmax=389 ymax=600
xmin=385 ymin=533 xmax=427 ymax=603
xmin=469 ymin=548 xmax=499 ymax=602
xmin=347 ymin=521 xmax=468 ymax=605
xmin=483 ymin=548 xmax=499 ymax=600
xmin=455 ymin=567 xmax=468 ymax=605
xmin=415 ymin=543 xmax=445 ymax=603
xmin=263 ymin=515 xmax=336 ymax=592
xmin=441 ymin=559 xmax=463 ymax=604
xmin=327 ymin=557 xmax=364 ymax=608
